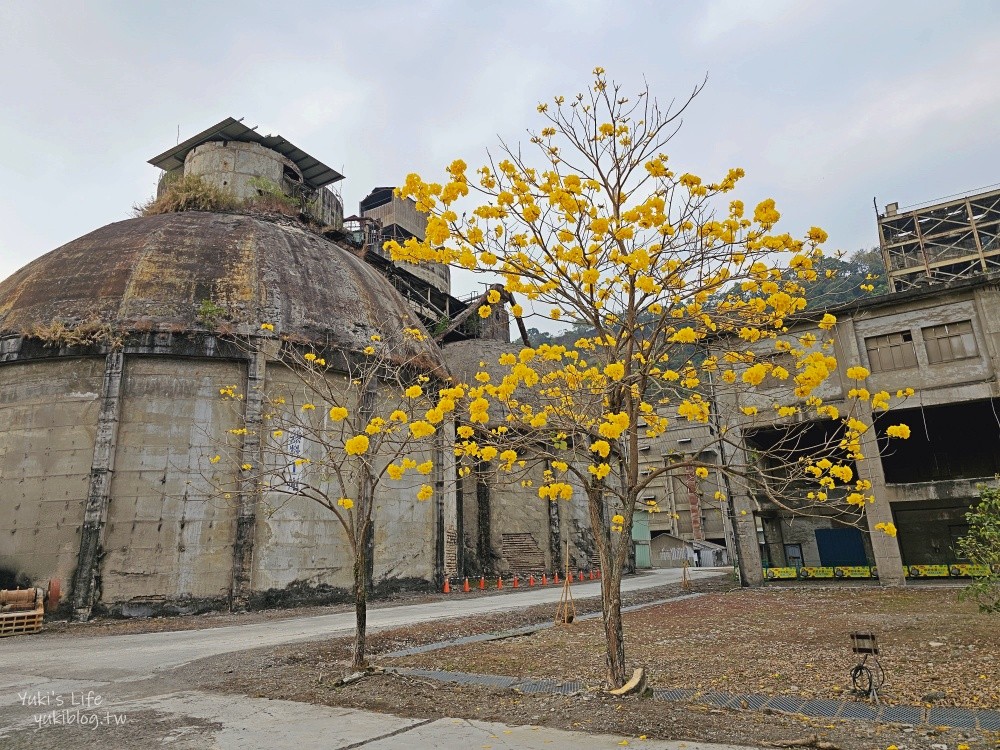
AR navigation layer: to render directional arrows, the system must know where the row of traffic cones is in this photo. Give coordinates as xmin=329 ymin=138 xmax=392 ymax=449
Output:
xmin=442 ymin=569 xmax=601 ymax=593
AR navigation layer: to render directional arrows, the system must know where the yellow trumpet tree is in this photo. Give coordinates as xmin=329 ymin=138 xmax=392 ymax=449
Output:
xmin=209 ymin=324 xmax=460 ymax=670
xmin=387 ymin=69 xmax=910 ymax=688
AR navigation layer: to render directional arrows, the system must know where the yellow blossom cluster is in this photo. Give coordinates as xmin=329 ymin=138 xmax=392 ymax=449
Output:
xmin=344 ymin=435 xmax=370 ymax=456
xmin=538 ymin=482 xmax=573 ymax=501
xmin=375 ymin=70 xmax=921 ymax=544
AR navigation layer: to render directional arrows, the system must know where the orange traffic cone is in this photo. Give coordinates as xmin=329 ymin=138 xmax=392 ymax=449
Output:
xmin=463 ymin=577 xmax=471 ymax=593
xmin=512 ymin=575 xmax=519 ymax=588
xmin=541 ymin=573 xmax=548 ymax=585
xmin=443 ymin=578 xmax=451 ymax=593
xmin=479 ymin=576 xmax=486 ymax=590
xmin=497 ymin=576 xmax=503 ymax=589
xmin=554 ymin=572 xmax=560 ymax=584
xmin=579 ymin=571 xmax=584 ymax=582
xmin=589 ymin=570 xmax=594 ymax=580
xmin=529 ymin=574 xmax=535 ymax=587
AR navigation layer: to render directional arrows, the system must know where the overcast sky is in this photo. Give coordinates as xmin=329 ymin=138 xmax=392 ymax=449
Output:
xmin=2 ymin=1 xmax=999 ymax=297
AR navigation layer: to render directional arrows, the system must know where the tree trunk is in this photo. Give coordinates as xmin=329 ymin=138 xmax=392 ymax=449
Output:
xmin=588 ymin=486 xmax=628 ymax=688
xmin=601 ymin=561 xmax=627 ymax=687
xmin=352 ymin=551 xmax=368 ymax=670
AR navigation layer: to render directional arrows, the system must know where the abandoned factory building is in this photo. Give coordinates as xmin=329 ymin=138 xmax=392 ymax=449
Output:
xmin=3 ymin=115 xmax=995 ymax=612
xmin=628 ymin=186 xmax=1000 ymax=585
xmin=0 ymin=118 xmax=595 ymax=618
xmin=744 ymin=186 xmax=1000 ymax=584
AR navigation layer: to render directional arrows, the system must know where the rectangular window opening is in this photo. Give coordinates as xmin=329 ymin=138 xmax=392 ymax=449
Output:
xmin=865 ymin=330 xmax=917 ymax=372
xmin=922 ymin=320 xmax=978 ymax=364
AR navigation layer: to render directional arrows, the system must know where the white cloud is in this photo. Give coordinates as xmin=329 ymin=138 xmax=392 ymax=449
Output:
xmin=693 ymin=0 xmax=814 ymax=45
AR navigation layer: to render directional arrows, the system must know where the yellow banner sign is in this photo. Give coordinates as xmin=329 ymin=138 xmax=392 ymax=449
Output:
xmin=834 ymin=566 xmax=873 ymax=578
xmin=763 ymin=567 xmax=798 ymax=579
xmin=906 ymin=564 xmax=951 ymax=578
xmin=797 ymin=567 xmax=836 ymax=578
xmin=947 ymin=564 xmax=993 ymax=578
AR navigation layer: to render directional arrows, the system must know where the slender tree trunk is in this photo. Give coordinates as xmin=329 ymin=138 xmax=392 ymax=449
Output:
xmin=588 ymin=486 xmax=628 ymax=688
xmin=352 ymin=549 xmax=368 ymax=670
xmin=601 ymin=561 xmax=627 ymax=687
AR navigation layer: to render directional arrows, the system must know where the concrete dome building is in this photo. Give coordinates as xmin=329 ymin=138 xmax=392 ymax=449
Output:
xmin=0 ymin=122 xmax=456 ymax=619
xmin=0 ymin=117 xmax=600 ymax=621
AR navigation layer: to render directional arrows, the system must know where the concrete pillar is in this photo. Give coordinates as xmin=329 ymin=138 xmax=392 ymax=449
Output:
xmin=836 ymin=317 xmax=907 ymax=586
xmin=475 ymin=463 xmax=492 ymax=572
xmin=358 ymin=383 xmax=377 ymax=594
xmin=230 ymin=348 xmax=265 ymax=611
xmin=547 ymin=485 xmax=562 ymax=574
xmin=433 ymin=428 xmax=447 ymax=587
xmin=454 ymin=461 xmax=466 ymax=575
xmin=71 ymin=350 xmax=124 ymax=621
xmin=714 ymin=422 xmax=764 ymax=586
xmin=731 ymin=499 xmax=764 ymax=586
xmin=856 ymin=420 xmax=907 ymax=585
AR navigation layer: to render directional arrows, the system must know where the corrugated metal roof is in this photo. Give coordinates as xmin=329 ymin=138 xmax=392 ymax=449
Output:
xmin=147 ymin=117 xmax=344 ymax=188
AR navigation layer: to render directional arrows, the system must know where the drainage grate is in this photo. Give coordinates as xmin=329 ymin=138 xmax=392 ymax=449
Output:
xmin=694 ymin=692 xmax=733 ymax=707
xmin=654 ymin=688 xmax=695 ymax=701
xmin=839 ymin=702 xmax=878 ymax=721
xmin=477 ymin=674 xmax=517 ymax=689
xmin=727 ymin=693 xmax=769 ymax=710
xmin=798 ymin=699 xmax=844 ymax=718
xmin=391 ymin=667 xmax=999 ymax=731
xmin=765 ymin=696 xmax=806 ymax=713
xmin=400 ymin=668 xmax=451 ymax=681
xmin=927 ymin=707 xmax=978 ymax=729
xmin=878 ymin=705 xmax=925 ymax=724
xmin=513 ymin=679 xmax=558 ymax=694
xmin=552 ymin=681 xmax=585 ymax=695
xmin=442 ymin=672 xmax=476 ymax=686
xmin=978 ymin=710 xmax=1000 ymax=731
xmin=384 ymin=626 xmax=546 ymax=659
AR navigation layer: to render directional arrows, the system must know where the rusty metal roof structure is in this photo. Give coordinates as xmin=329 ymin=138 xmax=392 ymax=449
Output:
xmin=148 ymin=117 xmax=345 ymax=189
xmin=0 ymin=212 xmax=445 ymax=374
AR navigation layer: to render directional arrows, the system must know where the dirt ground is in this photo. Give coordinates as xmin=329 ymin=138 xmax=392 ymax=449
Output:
xmin=392 ymin=586 xmax=999 ymax=710
xmin=196 ymin=581 xmax=999 ymax=749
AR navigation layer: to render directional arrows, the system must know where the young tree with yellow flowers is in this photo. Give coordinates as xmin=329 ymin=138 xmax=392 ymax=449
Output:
xmin=209 ymin=324 xmax=461 ymax=671
xmin=386 ymin=68 xmax=911 ymax=687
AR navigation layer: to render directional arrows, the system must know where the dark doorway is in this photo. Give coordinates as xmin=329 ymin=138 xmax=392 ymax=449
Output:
xmin=893 ymin=498 xmax=972 ymax=564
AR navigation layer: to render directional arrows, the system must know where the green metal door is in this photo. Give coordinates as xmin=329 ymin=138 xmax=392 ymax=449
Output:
xmin=632 ymin=512 xmax=651 ymax=569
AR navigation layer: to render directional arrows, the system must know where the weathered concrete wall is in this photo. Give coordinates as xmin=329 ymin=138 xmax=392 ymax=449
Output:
xmin=851 ymin=294 xmax=994 ymax=407
xmin=185 ymin=141 xmax=343 ymax=228
xmin=252 ymin=365 xmax=356 ymax=595
xmin=489 ymin=465 xmax=553 ymax=574
xmin=251 ymin=365 xmax=445 ymax=599
xmin=640 ymin=425 xmax=729 ymax=546
xmin=458 ymin=456 xmax=599 ymax=576
xmin=558 ymin=467 xmax=599 ymax=572
xmin=0 ymin=358 xmax=103 ymax=587
xmin=100 ymin=357 xmax=243 ymax=611
xmin=894 ymin=498 xmax=974 ymax=565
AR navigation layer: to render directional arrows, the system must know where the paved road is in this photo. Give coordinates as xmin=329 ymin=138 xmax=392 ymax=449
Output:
xmin=1 ymin=691 xmax=756 ymax=750
xmin=0 ymin=568 xmax=732 ymax=749
xmin=2 ymin=567 xmax=722 ymax=681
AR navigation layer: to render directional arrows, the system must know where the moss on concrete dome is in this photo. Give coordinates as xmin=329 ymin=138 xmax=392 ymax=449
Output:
xmin=0 ymin=211 xmax=444 ymax=372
